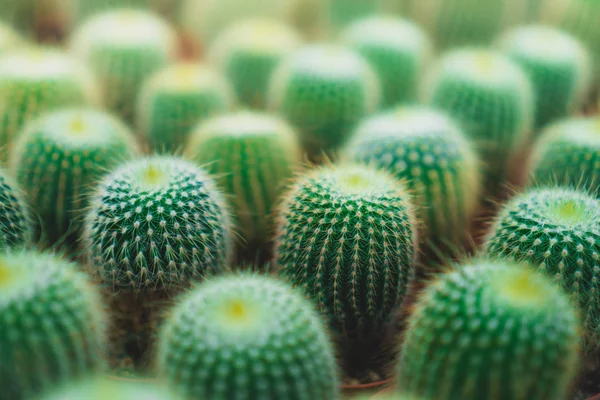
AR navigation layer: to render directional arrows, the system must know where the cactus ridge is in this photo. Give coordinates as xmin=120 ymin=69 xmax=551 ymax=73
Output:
xmin=0 ymin=169 xmax=31 ymax=250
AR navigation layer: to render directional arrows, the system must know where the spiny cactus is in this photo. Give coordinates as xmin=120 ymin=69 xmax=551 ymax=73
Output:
xmin=185 ymin=111 xmax=302 ymax=247
xmin=137 ymin=62 xmax=235 ymax=153
xmin=10 ymin=108 xmax=139 ymax=248
xmin=267 ymin=44 xmax=380 ymax=157
xmin=207 ymin=18 xmax=303 ymax=109
xmin=0 ymin=250 xmax=108 ymax=400
xmin=422 ymin=48 xmax=534 ymax=191
xmin=340 ymin=16 xmax=433 ymax=108
xmin=0 ymin=169 xmax=31 ymax=250
xmin=397 ymin=259 xmax=581 ymax=400
xmin=496 ymin=25 xmax=593 ymax=130
xmin=0 ymin=46 xmax=100 ymax=163
xmin=157 ymin=273 xmax=340 ymax=400
xmin=274 ymin=164 xmax=416 ymax=340
xmin=485 ymin=187 xmax=600 ymax=351
xmin=69 ymin=8 xmax=178 ymax=123
xmin=344 ymin=105 xmax=481 ymax=248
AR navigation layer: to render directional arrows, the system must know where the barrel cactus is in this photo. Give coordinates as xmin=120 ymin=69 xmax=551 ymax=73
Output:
xmin=185 ymin=111 xmax=302 ymax=247
xmin=485 ymin=187 xmax=600 ymax=352
xmin=157 ymin=273 xmax=340 ymax=400
xmin=397 ymin=258 xmax=581 ymax=400
xmin=11 ymin=108 xmax=139 ymax=248
xmin=207 ymin=18 xmax=303 ymax=109
xmin=340 ymin=15 xmax=433 ymax=108
xmin=344 ymin=105 xmax=481 ymax=248
xmin=267 ymin=44 xmax=380 ymax=157
xmin=496 ymin=25 xmax=593 ymax=130
xmin=0 ymin=250 xmax=108 ymax=400
xmin=0 ymin=169 xmax=32 ymax=250
xmin=137 ymin=62 xmax=235 ymax=153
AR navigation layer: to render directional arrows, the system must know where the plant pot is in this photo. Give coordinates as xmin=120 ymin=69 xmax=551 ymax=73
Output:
xmin=587 ymin=394 xmax=600 ymax=400
xmin=341 ymin=379 xmax=391 ymax=398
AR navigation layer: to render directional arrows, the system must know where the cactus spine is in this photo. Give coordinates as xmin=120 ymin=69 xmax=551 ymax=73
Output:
xmin=0 ymin=169 xmax=31 ymax=251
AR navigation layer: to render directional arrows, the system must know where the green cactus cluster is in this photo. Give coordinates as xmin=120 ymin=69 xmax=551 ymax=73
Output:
xmin=157 ymin=273 xmax=340 ymax=400
xmin=185 ymin=110 xmax=302 ymax=247
xmin=496 ymin=25 xmax=593 ymax=130
xmin=274 ymin=163 xmax=416 ymax=339
xmin=485 ymin=187 xmax=600 ymax=351
xmin=344 ymin=105 xmax=481 ymax=248
xmin=0 ymin=250 xmax=108 ymax=400
xmin=397 ymin=258 xmax=581 ymax=400
xmin=207 ymin=18 xmax=303 ymax=109
xmin=0 ymin=169 xmax=31 ymax=251
xmin=137 ymin=62 xmax=235 ymax=153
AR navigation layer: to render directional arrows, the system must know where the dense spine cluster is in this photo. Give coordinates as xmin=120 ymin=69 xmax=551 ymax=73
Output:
xmin=397 ymin=259 xmax=581 ymax=400
xmin=0 ymin=169 xmax=31 ymax=251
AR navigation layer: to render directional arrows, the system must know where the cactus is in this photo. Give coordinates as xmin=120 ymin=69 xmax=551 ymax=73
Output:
xmin=340 ymin=16 xmax=433 ymax=108
xmin=137 ymin=62 xmax=235 ymax=153
xmin=496 ymin=25 xmax=593 ymax=130
xmin=10 ymin=108 xmax=139 ymax=248
xmin=267 ymin=44 xmax=380 ymax=157
xmin=485 ymin=187 xmax=600 ymax=352
xmin=422 ymin=48 xmax=534 ymax=191
xmin=344 ymin=105 xmax=481 ymax=248
xmin=157 ymin=273 xmax=340 ymax=400
xmin=0 ymin=250 xmax=108 ymax=400
xmin=0 ymin=46 xmax=100 ymax=163
xmin=207 ymin=18 xmax=302 ymax=109
xmin=0 ymin=168 xmax=32 ymax=250
xmin=397 ymin=259 xmax=581 ymax=400
xmin=185 ymin=111 xmax=302 ymax=247
xmin=274 ymin=163 xmax=416 ymax=340
xmin=69 ymin=9 xmax=178 ymax=123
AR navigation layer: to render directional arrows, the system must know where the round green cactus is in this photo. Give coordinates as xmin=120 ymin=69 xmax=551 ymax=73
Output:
xmin=485 ymin=187 xmax=600 ymax=351
xmin=397 ymin=259 xmax=581 ymax=400
xmin=0 ymin=46 xmax=100 ymax=163
xmin=0 ymin=169 xmax=32 ymax=250
xmin=0 ymin=250 xmax=108 ymax=400
xmin=10 ymin=108 xmax=140 ymax=248
xmin=157 ymin=273 xmax=340 ymax=400
xmin=207 ymin=18 xmax=303 ymax=109
xmin=185 ymin=111 xmax=302 ymax=247
xmin=274 ymin=164 xmax=416 ymax=339
xmin=69 ymin=9 xmax=178 ymax=123
xmin=137 ymin=62 xmax=235 ymax=153
xmin=324 ymin=0 xmax=382 ymax=32
xmin=422 ymin=48 xmax=534 ymax=191
xmin=340 ymin=15 xmax=433 ymax=108
xmin=344 ymin=105 xmax=481 ymax=248
xmin=267 ymin=44 xmax=380 ymax=157
xmin=496 ymin=25 xmax=593 ymax=130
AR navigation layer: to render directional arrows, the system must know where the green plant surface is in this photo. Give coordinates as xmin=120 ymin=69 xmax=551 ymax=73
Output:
xmin=0 ymin=168 xmax=32 ymax=250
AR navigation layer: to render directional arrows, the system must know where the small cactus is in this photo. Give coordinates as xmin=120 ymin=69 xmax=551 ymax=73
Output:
xmin=485 ymin=187 xmax=600 ymax=351
xmin=324 ymin=0 xmax=382 ymax=33
xmin=185 ymin=111 xmax=303 ymax=247
xmin=274 ymin=163 xmax=416 ymax=339
xmin=11 ymin=108 xmax=140 ymax=248
xmin=0 ymin=168 xmax=31 ymax=250
xmin=0 ymin=250 xmax=108 ymax=400
xmin=340 ymin=15 xmax=433 ymax=108
xmin=137 ymin=62 xmax=235 ymax=153
xmin=397 ymin=259 xmax=581 ymax=400
xmin=69 ymin=9 xmax=178 ymax=123
xmin=344 ymin=105 xmax=481 ymax=248
xmin=496 ymin=25 xmax=593 ymax=130
xmin=207 ymin=18 xmax=303 ymax=109
xmin=157 ymin=273 xmax=340 ymax=400
xmin=267 ymin=44 xmax=380 ymax=157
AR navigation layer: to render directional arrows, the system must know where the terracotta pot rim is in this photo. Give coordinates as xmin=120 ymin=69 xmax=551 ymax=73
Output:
xmin=587 ymin=393 xmax=600 ymax=400
xmin=341 ymin=378 xmax=392 ymax=390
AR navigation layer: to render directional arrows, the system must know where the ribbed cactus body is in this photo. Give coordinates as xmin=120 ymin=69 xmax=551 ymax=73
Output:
xmin=0 ymin=251 xmax=107 ymax=400
xmin=157 ymin=273 xmax=340 ymax=400
xmin=0 ymin=170 xmax=31 ymax=250
xmin=137 ymin=62 xmax=235 ymax=153
xmin=11 ymin=108 xmax=139 ymax=247
xmin=208 ymin=18 xmax=302 ymax=109
xmin=344 ymin=106 xmax=481 ymax=247
xmin=0 ymin=46 xmax=100 ymax=163
xmin=485 ymin=187 xmax=600 ymax=351
xmin=497 ymin=25 xmax=593 ymax=130
xmin=185 ymin=111 xmax=302 ymax=246
xmin=69 ymin=9 xmax=178 ymax=123
xmin=267 ymin=44 xmax=380 ymax=156
xmin=422 ymin=49 xmax=534 ymax=190
xmin=397 ymin=259 xmax=581 ymax=400
xmin=274 ymin=164 xmax=416 ymax=337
